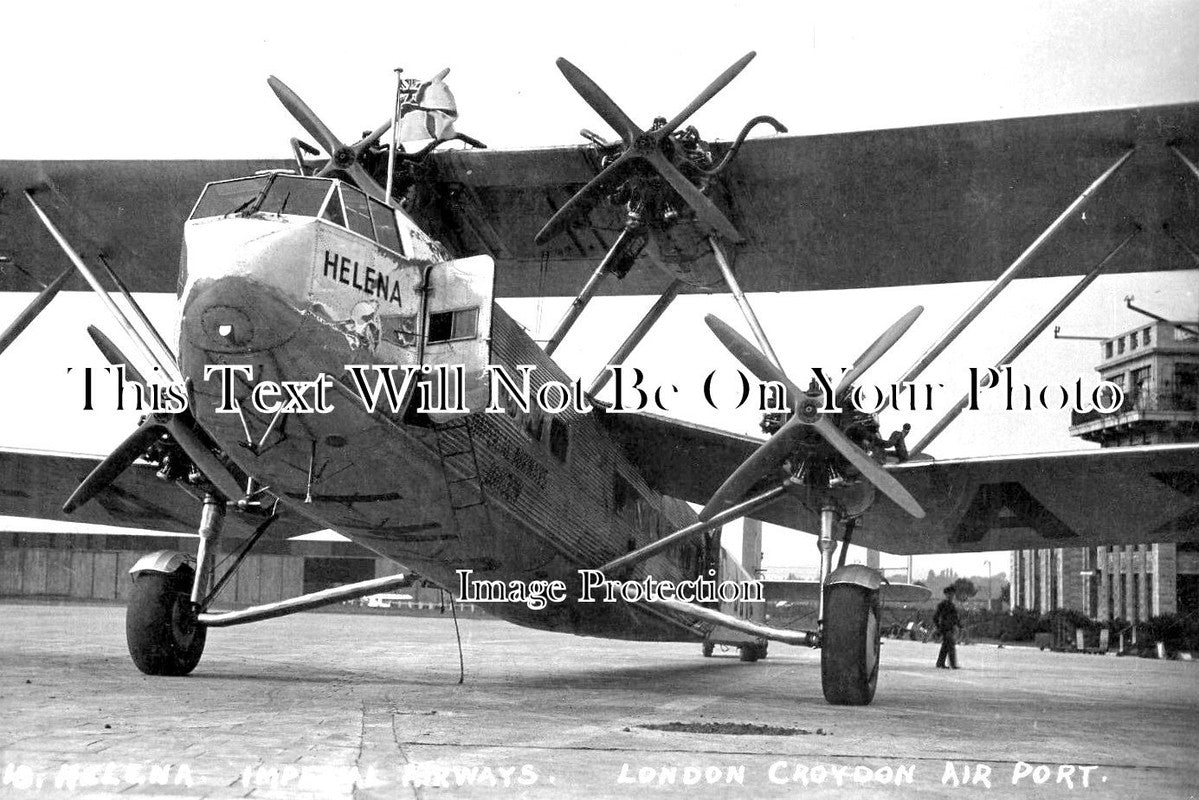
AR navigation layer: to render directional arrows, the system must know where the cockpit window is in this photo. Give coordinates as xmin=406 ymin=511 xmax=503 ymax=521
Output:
xmin=368 ymin=198 xmax=404 ymax=254
xmin=322 ymin=190 xmax=346 ymax=226
xmin=258 ymin=175 xmax=333 ymax=216
xmin=189 ymin=176 xmax=270 ymax=219
xmin=339 ymin=185 xmax=375 ymax=238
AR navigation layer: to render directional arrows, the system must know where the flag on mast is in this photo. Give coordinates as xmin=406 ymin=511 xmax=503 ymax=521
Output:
xmin=398 ymin=68 xmax=457 ymax=143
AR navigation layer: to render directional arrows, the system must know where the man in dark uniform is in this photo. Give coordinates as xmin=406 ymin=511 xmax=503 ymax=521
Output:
xmin=933 ymin=586 xmax=960 ymax=669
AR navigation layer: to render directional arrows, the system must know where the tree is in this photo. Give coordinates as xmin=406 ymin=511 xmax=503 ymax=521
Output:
xmin=950 ymin=578 xmax=978 ymax=599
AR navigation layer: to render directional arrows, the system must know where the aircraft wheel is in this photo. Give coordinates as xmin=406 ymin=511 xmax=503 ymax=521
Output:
xmin=738 ymin=644 xmax=760 ymax=662
xmin=126 ymin=567 xmax=206 ymax=676
xmin=702 ymin=641 xmax=714 ymax=657
xmin=821 ymin=583 xmax=880 ymax=705
xmin=755 ymin=642 xmax=769 ymax=660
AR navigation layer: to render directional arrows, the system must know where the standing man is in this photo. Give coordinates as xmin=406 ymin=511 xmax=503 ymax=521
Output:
xmin=934 ymin=586 xmax=960 ymax=669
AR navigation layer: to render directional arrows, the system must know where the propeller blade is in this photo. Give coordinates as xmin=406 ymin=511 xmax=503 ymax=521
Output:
xmin=704 ymin=314 xmax=801 ymax=405
xmin=643 ymin=149 xmax=743 ymax=242
xmin=343 ymin=162 xmax=391 ymax=204
xmin=534 ymin=151 xmax=638 ymax=245
xmin=555 ymin=58 xmax=643 ymax=144
xmin=63 ymin=418 xmax=164 ymax=513
xmin=267 ymin=76 xmax=345 ymax=155
xmin=163 ymin=417 xmax=247 ymax=503
xmin=354 ymin=119 xmax=393 ymax=154
xmin=659 ymin=51 xmax=756 ymax=138
xmin=700 ymin=416 xmax=806 ymax=520
xmin=813 ymin=416 xmax=925 ymax=518
xmin=835 ymin=305 xmax=924 ymax=401
xmin=87 ymin=326 xmax=147 ymax=386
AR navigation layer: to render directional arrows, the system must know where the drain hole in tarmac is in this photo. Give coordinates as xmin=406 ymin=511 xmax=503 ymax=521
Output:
xmin=638 ymin=722 xmax=829 ymax=736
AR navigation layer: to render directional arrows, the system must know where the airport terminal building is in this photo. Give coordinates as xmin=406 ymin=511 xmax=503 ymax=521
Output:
xmin=1010 ymin=320 xmax=1199 ymax=622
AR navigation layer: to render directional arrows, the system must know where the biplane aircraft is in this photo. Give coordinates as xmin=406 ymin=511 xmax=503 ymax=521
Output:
xmin=0 ymin=53 xmax=1197 ymax=705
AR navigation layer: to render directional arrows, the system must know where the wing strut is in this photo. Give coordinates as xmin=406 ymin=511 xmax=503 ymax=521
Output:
xmin=911 ymin=226 xmax=1139 ymax=455
xmin=544 ymin=223 xmax=641 ymax=356
xmin=588 ymin=279 xmax=684 ymax=396
xmin=599 ymin=482 xmax=789 ymax=574
xmin=891 ymin=148 xmax=1134 ymax=392
xmin=581 ymin=236 xmax=783 ymax=398
xmin=710 ymin=236 xmax=783 ymax=370
xmin=24 ymin=191 xmax=183 ymax=384
xmin=0 ymin=265 xmax=72 ymax=359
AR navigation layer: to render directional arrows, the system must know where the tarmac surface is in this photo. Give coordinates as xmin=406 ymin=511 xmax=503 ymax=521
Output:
xmin=1 ymin=603 xmax=1196 ymax=799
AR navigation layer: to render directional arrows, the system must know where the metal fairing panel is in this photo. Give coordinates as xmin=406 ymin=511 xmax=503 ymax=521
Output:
xmin=3 ymin=103 xmax=1198 ymax=297
xmin=601 ymin=412 xmax=1199 ymax=555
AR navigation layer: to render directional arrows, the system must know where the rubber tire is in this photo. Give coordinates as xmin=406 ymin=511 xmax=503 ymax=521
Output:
xmin=821 ymin=583 xmax=880 ymax=705
xmin=702 ymin=642 xmax=715 ymax=657
xmin=738 ymin=644 xmax=760 ymax=662
xmin=126 ymin=567 xmax=206 ymax=676
xmin=755 ymin=642 xmax=769 ymax=660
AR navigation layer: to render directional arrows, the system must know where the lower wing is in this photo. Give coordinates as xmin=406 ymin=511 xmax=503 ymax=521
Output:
xmin=0 ymin=446 xmax=317 ymax=539
xmin=602 ymin=412 xmax=1199 ymax=554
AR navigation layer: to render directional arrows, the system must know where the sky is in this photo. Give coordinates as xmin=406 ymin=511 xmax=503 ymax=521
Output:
xmin=1 ymin=0 xmax=1197 ymax=583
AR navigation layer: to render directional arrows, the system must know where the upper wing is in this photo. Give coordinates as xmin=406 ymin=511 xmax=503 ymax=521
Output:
xmin=600 ymin=411 xmax=1199 ymax=554
xmin=0 ymin=445 xmax=317 ymax=540
xmin=3 ymin=103 xmax=1197 ymax=296
xmin=0 ymin=159 xmax=287 ymax=294
xmin=420 ymin=102 xmax=1199 ymax=296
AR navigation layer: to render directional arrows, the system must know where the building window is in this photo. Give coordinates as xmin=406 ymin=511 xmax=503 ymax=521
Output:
xmin=1117 ymin=337 xmax=1125 ymax=355
xmin=1130 ymin=366 xmax=1151 ymax=407
xmin=1143 ymin=328 xmax=1151 ymax=347
xmin=1175 ymin=363 xmax=1198 ymax=411
xmin=1105 ymin=341 xmax=1113 ymax=359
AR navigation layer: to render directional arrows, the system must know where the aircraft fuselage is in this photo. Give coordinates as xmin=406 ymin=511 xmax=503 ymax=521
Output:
xmin=176 ymin=173 xmax=733 ymax=641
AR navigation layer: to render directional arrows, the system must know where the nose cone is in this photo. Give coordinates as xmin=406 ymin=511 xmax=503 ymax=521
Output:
xmin=179 ymin=217 xmax=313 ymax=356
xmin=183 ymin=275 xmax=301 ymax=355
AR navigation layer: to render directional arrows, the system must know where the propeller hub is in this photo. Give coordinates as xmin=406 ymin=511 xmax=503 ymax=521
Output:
xmin=332 ymin=146 xmax=356 ymax=168
xmin=798 ymin=392 xmax=823 ymax=422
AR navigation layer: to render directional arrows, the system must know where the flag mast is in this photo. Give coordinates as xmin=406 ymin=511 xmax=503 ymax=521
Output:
xmin=385 ymin=68 xmax=404 ymax=203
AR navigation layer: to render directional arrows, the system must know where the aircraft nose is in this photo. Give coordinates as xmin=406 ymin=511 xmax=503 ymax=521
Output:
xmin=182 ymin=276 xmax=301 ymax=355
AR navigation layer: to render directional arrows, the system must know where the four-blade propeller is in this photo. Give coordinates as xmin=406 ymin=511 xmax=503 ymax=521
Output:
xmin=534 ymin=53 xmax=757 ymax=246
xmin=267 ymin=76 xmax=392 ymax=202
xmin=700 ymin=308 xmax=927 ymax=522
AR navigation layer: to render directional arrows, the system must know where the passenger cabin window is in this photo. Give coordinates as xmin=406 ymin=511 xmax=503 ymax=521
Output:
xmin=190 ymin=176 xmax=270 ymax=219
xmin=339 ymin=185 xmax=375 ymax=238
xmin=427 ymin=307 xmax=479 ymax=343
xmin=369 ymin=198 xmax=405 ymax=254
xmin=614 ymin=473 xmax=634 ymax=512
xmin=258 ymin=175 xmax=332 ymax=216
xmin=548 ymin=417 xmax=569 ymax=462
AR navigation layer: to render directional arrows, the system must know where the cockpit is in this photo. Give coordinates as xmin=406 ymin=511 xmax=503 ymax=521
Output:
xmin=188 ymin=173 xmax=412 ymax=256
